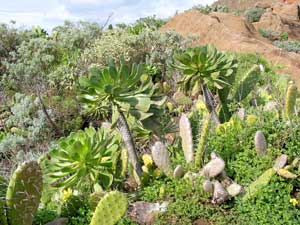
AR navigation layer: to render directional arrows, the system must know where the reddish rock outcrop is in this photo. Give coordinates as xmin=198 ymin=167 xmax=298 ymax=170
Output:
xmin=161 ymin=10 xmax=300 ymax=81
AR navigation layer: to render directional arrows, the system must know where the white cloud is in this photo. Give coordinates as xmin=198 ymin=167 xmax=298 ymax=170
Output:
xmin=45 ymin=5 xmax=81 ymax=21
xmin=0 ymin=0 xmax=216 ymax=30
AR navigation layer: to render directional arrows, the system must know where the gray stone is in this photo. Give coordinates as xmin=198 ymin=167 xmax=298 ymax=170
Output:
xmin=173 ymin=165 xmax=184 ymax=179
xmin=202 ymin=180 xmax=214 ymax=193
xmin=129 ymin=201 xmax=168 ymax=225
xmin=203 ymin=157 xmax=225 ymax=178
xmin=227 ymin=182 xmax=243 ymax=197
xmin=212 ymin=181 xmax=229 ymax=204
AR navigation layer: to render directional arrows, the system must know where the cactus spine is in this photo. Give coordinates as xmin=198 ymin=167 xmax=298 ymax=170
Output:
xmin=151 ymin=142 xmax=173 ymax=176
xmin=285 ymin=81 xmax=297 ymax=120
xmin=90 ymin=191 xmax=128 ymax=225
xmin=179 ymin=113 xmax=194 ymax=164
xmin=196 ymin=116 xmax=211 ymax=167
xmin=6 ymin=161 xmax=43 ymax=225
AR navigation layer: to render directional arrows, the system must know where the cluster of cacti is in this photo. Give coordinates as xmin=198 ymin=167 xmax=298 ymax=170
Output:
xmin=195 ymin=116 xmax=211 ymax=167
xmin=201 ymin=152 xmax=243 ymax=204
xmin=151 ymin=141 xmax=173 ymax=176
xmin=1 ymin=161 xmax=43 ymax=225
xmin=90 ymin=191 xmax=128 ymax=225
xmin=179 ymin=113 xmax=194 ymax=164
xmin=284 ymin=81 xmax=298 ymax=120
xmin=254 ymin=131 xmax=268 ymax=157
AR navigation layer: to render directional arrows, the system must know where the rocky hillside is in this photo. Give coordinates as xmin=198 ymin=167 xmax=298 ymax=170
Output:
xmin=161 ymin=1 xmax=300 ymax=81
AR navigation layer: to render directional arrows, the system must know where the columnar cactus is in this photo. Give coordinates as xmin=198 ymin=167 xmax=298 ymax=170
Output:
xmin=151 ymin=142 xmax=173 ymax=176
xmin=6 ymin=161 xmax=43 ymax=225
xmin=196 ymin=117 xmax=211 ymax=167
xmin=254 ymin=131 xmax=267 ymax=157
xmin=285 ymin=81 xmax=297 ymax=120
xmin=90 ymin=191 xmax=128 ymax=225
xmin=179 ymin=113 xmax=194 ymax=164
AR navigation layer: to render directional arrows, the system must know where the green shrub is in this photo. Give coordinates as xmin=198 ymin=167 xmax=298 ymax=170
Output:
xmin=245 ymin=8 xmax=265 ymax=23
xmin=33 ymin=207 xmax=58 ymax=225
xmin=273 ymin=41 xmax=300 ymax=53
xmin=234 ymin=176 xmax=300 ymax=225
xmin=192 ymin=4 xmax=229 ymax=14
xmin=258 ymin=29 xmax=289 ymax=41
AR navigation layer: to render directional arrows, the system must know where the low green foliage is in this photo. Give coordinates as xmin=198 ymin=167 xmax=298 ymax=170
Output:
xmin=273 ymin=40 xmax=300 ymax=53
xmin=258 ymin=29 xmax=289 ymax=41
xmin=33 ymin=208 xmax=58 ymax=225
xmin=192 ymin=4 xmax=229 ymax=14
xmin=244 ymin=8 xmax=265 ymax=23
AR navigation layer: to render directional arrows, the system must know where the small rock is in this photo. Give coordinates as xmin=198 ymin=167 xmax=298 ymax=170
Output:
xmin=220 ymin=175 xmax=233 ymax=188
xmin=227 ymin=182 xmax=243 ymax=197
xmin=273 ymin=154 xmax=288 ymax=171
xmin=173 ymin=165 xmax=184 ymax=179
xmin=210 ymin=151 xmax=218 ymax=159
xmin=203 ymin=157 xmax=225 ymax=178
xmin=128 ymin=201 xmax=168 ymax=225
xmin=203 ymin=180 xmax=214 ymax=193
xmin=45 ymin=218 xmax=69 ymax=225
xmin=212 ymin=181 xmax=229 ymax=204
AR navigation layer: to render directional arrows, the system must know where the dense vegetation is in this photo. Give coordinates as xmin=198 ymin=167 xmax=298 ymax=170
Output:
xmin=0 ymin=8 xmax=300 ymax=225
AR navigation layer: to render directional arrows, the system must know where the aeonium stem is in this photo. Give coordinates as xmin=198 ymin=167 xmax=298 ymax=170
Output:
xmin=117 ymin=111 xmax=142 ymax=184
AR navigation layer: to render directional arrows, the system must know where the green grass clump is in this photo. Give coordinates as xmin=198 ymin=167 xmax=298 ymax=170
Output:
xmin=244 ymin=8 xmax=265 ymax=22
xmin=234 ymin=175 xmax=300 ymax=225
xmin=273 ymin=41 xmax=300 ymax=53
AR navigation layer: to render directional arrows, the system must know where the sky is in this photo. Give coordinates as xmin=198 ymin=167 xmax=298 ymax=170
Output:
xmin=0 ymin=0 xmax=216 ymax=31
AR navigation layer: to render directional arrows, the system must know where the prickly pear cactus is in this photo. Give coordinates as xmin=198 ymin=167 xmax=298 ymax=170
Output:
xmin=89 ymin=191 xmax=106 ymax=210
xmin=196 ymin=116 xmax=211 ymax=167
xmin=254 ymin=131 xmax=267 ymax=157
xmin=90 ymin=191 xmax=128 ymax=225
xmin=151 ymin=142 xmax=173 ymax=176
xmin=6 ymin=161 xmax=43 ymax=225
xmin=285 ymin=81 xmax=297 ymax=120
xmin=243 ymin=168 xmax=275 ymax=201
xmin=179 ymin=113 xmax=194 ymax=164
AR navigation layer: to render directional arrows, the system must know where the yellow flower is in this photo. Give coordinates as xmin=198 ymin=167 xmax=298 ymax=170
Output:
xmin=290 ymin=198 xmax=298 ymax=207
xmin=246 ymin=115 xmax=257 ymax=126
xmin=195 ymin=99 xmax=207 ymax=111
xmin=142 ymin=154 xmax=153 ymax=168
xmin=62 ymin=188 xmax=72 ymax=202
xmin=153 ymin=168 xmax=161 ymax=178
